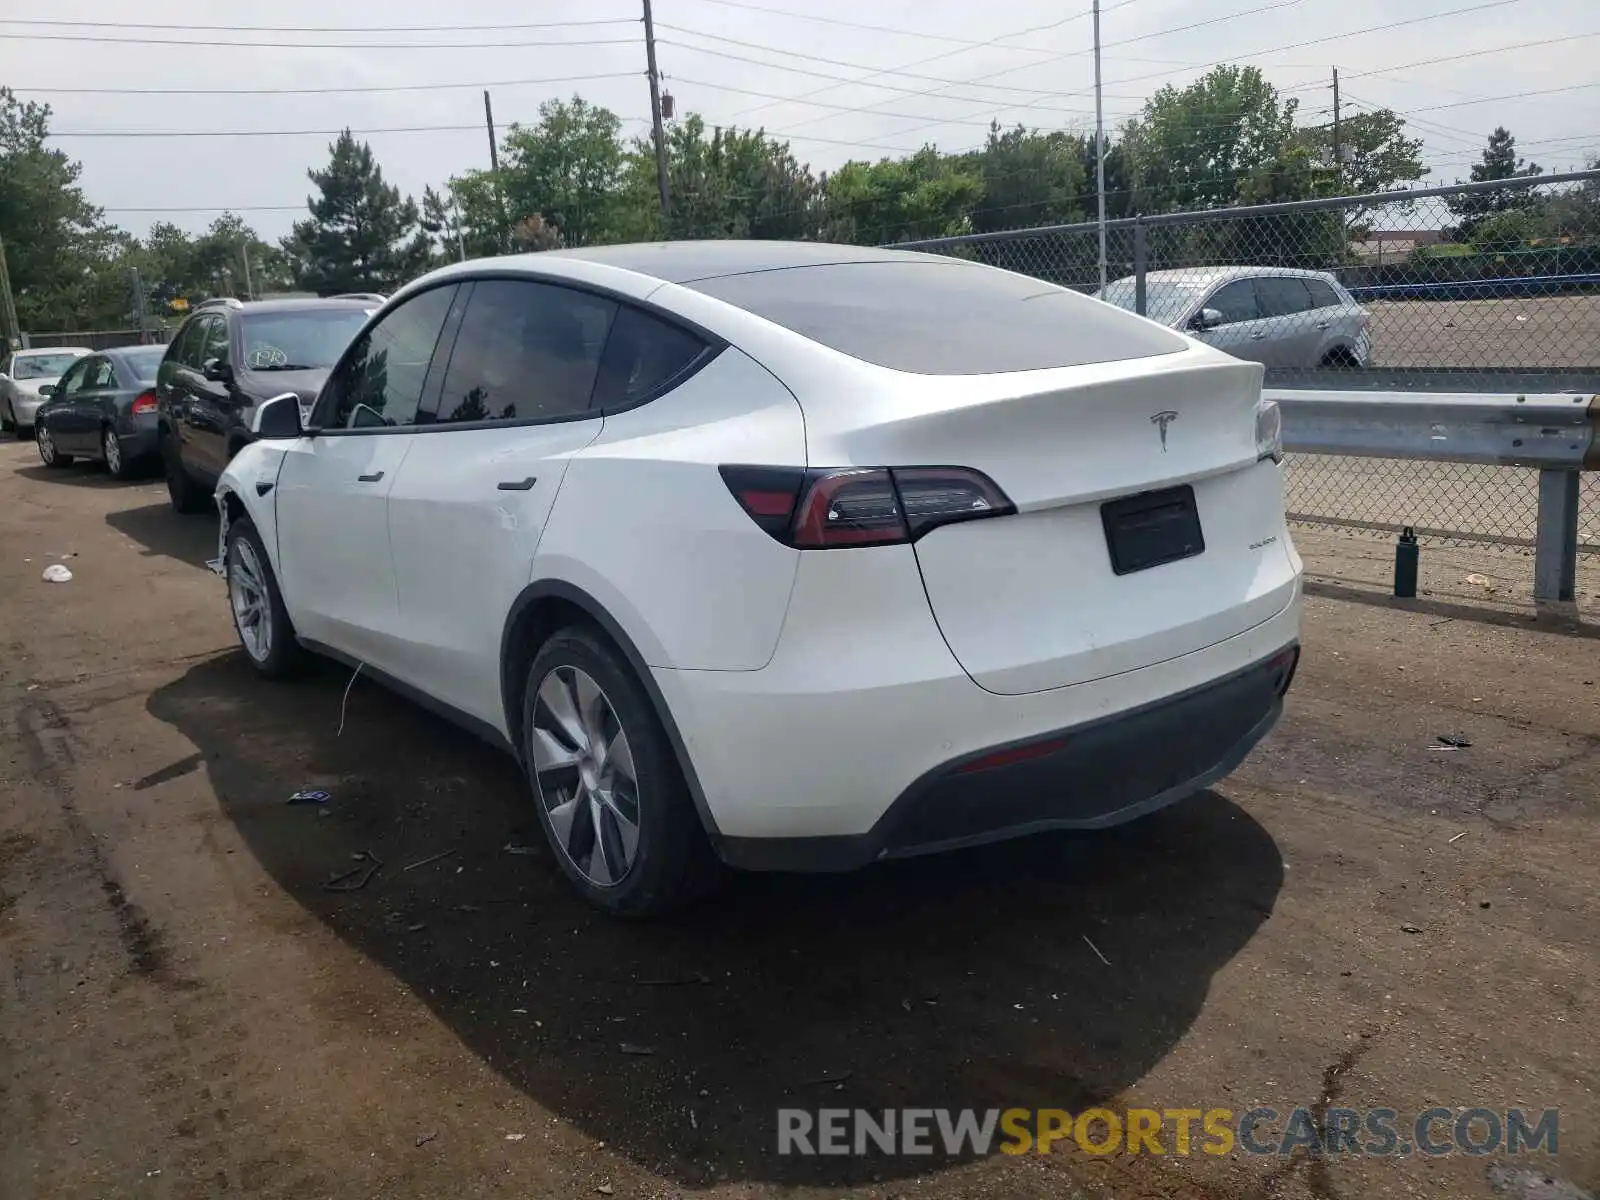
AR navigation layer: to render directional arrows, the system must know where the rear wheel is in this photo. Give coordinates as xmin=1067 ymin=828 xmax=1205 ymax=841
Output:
xmin=0 ymin=402 xmax=13 ymax=433
xmin=103 ymin=427 xmax=132 ymax=479
xmin=162 ymin=433 xmax=208 ymax=513
xmin=1320 ymin=346 xmax=1360 ymax=369
xmin=225 ymin=516 xmax=303 ymax=679
xmin=522 ymin=627 xmax=717 ymax=916
xmin=35 ymin=422 xmax=73 ymax=469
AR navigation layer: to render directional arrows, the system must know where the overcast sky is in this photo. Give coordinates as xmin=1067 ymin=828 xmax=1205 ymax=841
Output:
xmin=2 ymin=0 xmax=1594 ymax=241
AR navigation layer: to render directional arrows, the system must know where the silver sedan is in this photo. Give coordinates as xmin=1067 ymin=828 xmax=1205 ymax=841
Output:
xmin=1099 ymin=267 xmax=1371 ymax=369
xmin=1 ymin=347 xmax=93 ymax=435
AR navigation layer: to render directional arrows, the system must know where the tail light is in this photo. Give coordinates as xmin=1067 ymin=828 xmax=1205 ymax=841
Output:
xmin=1255 ymin=400 xmax=1283 ymax=464
xmin=719 ymin=465 xmax=1014 ymax=549
xmin=131 ymin=390 xmax=158 ymax=415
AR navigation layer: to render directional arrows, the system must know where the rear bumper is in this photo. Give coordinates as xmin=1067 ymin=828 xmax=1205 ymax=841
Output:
xmin=721 ymin=645 xmax=1296 ymax=871
xmin=113 ymin=416 xmax=160 ymax=459
xmin=652 ymin=541 xmax=1303 ymax=869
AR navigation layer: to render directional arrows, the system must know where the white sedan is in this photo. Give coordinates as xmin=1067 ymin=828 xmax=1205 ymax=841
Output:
xmin=1 ymin=346 xmax=92 ymax=434
xmin=215 ymin=242 xmax=1303 ymax=915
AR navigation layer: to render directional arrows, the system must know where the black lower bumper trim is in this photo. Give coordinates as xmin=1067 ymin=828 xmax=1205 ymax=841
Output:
xmin=717 ymin=643 xmax=1299 ymax=873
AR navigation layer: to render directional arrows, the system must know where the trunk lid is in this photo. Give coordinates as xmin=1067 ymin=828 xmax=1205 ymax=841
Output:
xmin=805 ymin=349 xmax=1299 ymax=695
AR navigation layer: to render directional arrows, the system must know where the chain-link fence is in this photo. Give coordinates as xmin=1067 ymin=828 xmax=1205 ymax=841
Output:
xmin=21 ymin=327 xmax=171 ymax=351
xmin=898 ymin=172 xmax=1600 ymax=555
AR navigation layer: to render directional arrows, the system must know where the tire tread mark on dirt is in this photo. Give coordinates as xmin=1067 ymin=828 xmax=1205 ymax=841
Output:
xmin=1252 ymin=1032 xmax=1379 ymax=1200
xmin=18 ymin=697 xmax=197 ymax=989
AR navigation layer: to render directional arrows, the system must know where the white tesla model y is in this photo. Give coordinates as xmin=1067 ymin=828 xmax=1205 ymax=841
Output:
xmin=214 ymin=242 xmax=1302 ymax=915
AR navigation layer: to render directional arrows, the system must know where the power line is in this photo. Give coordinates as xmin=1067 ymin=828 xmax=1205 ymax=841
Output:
xmin=0 ymin=16 xmax=638 ymax=33
xmin=11 ymin=71 xmax=643 ymax=97
xmin=656 ymin=30 xmax=1141 ymax=98
xmin=806 ymin=0 xmax=1530 ymax=149
xmin=1277 ymin=31 xmax=1596 ymax=96
xmin=0 ymin=30 xmax=639 ymax=50
xmin=669 ymin=76 xmax=1097 ymax=125
xmin=668 ymin=0 xmax=1070 ymax=50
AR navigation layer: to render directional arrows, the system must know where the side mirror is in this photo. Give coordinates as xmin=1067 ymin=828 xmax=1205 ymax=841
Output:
xmin=252 ymin=392 xmax=304 ymax=439
xmin=37 ymin=383 xmax=56 ymax=398
xmin=202 ymin=357 xmax=233 ymax=383
xmin=1192 ymin=307 xmax=1225 ymax=331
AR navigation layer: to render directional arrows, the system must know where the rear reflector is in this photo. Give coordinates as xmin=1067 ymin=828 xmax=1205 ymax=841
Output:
xmin=956 ymin=736 xmax=1070 ymax=775
xmin=131 ymin=390 xmax=158 ymax=415
xmin=721 ymin=464 xmax=1014 ymax=549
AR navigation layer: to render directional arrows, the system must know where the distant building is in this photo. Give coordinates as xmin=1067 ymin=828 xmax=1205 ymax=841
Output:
xmin=1348 ymin=229 xmax=1445 ymax=263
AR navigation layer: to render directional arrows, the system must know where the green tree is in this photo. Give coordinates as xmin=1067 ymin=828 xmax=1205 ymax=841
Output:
xmin=819 ymin=146 xmax=983 ymax=245
xmin=1447 ymin=126 xmax=1544 ymax=241
xmin=497 ymin=96 xmax=635 ymax=247
xmin=1120 ymin=66 xmax=1304 ymax=214
xmin=282 ymin=130 xmax=431 ymax=294
xmin=1295 ymin=107 xmax=1427 ymax=202
xmin=0 ymin=87 xmax=125 ymax=335
xmin=636 ymin=115 xmax=820 ymax=241
xmin=961 ymin=123 xmax=1087 ymax=234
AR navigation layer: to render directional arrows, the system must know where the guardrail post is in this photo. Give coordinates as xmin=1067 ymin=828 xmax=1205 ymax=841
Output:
xmin=1133 ymin=216 xmax=1148 ymax=317
xmin=1533 ymin=468 xmax=1580 ymax=604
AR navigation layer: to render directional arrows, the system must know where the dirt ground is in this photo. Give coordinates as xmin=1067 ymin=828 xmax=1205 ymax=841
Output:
xmin=1 ymin=442 xmax=1596 ymax=1200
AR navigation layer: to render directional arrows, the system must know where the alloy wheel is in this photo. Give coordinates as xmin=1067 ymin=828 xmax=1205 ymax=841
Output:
xmin=103 ymin=429 xmax=122 ymax=474
xmin=36 ymin=424 xmax=55 ymax=465
xmin=227 ymin=537 xmax=273 ymax=663
xmin=529 ymin=666 xmax=641 ymax=887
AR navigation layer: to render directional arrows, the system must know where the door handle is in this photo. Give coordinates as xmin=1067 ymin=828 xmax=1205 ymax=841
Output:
xmin=357 ymin=471 xmax=385 ymax=482
xmin=496 ymin=476 xmax=537 ymax=491
xmin=1250 ymin=331 xmax=1266 ymax=340
xmin=1315 ymin=321 xmax=1330 ymax=331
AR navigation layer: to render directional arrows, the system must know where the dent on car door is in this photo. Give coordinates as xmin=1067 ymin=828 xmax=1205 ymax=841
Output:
xmin=384 ymin=278 xmax=623 ymax=725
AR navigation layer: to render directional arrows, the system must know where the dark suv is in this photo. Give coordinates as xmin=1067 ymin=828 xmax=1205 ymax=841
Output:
xmin=157 ymin=296 xmax=377 ymax=512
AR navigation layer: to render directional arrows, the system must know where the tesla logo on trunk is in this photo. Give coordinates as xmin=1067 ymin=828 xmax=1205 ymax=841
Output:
xmin=1151 ymin=410 xmax=1179 ymax=451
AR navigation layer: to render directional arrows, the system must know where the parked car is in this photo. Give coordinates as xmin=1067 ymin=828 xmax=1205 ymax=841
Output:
xmin=156 ymin=296 xmax=375 ymax=512
xmin=33 ymin=345 xmax=171 ymax=475
xmin=1098 ymin=267 xmax=1371 ymax=369
xmin=0 ymin=347 xmax=92 ymax=435
xmin=215 ymin=242 xmax=1302 ymax=915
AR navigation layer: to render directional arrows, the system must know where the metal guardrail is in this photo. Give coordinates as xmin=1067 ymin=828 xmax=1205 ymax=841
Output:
xmin=1270 ymin=389 xmax=1598 ymax=603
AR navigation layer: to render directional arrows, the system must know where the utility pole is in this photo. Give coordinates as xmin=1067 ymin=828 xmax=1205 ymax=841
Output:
xmin=240 ymin=242 xmax=255 ymax=301
xmin=1331 ymin=67 xmax=1343 ymax=192
xmin=129 ymin=267 xmax=151 ymax=344
xmin=1092 ymin=0 xmax=1107 ymax=289
xmin=484 ymin=89 xmax=511 ymax=251
xmin=0 ymin=230 xmax=19 ymax=351
xmin=642 ymin=0 xmax=671 ymax=223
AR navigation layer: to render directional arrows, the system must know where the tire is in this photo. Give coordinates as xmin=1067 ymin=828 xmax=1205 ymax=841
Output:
xmin=1320 ymin=346 xmax=1360 ymax=370
xmin=521 ymin=627 xmax=718 ymax=917
xmin=102 ymin=426 xmax=132 ymax=479
xmin=224 ymin=516 xmax=304 ymax=679
xmin=162 ymin=434 xmax=209 ymax=513
xmin=35 ymin=422 xmax=73 ymax=469
xmin=0 ymin=402 xmax=13 ymax=433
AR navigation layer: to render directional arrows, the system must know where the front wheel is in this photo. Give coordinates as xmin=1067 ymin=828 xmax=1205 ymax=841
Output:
xmin=225 ymin=516 xmax=303 ymax=679
xmin=35 ymin=423 xmax=73 ymax=468
xmin=522 ymin=628 xmax=718 ymax=916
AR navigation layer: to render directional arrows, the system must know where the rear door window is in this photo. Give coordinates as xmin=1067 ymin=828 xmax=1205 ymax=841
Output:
xmin=83 ymin=357 xmax=117 ymax=391
xmin=1205 ymin=280 xmax=1260 ymax=325
xmin=1304 ymin=278 xmax=1343 ymax=309
xmin=1256 ymin=277 xmax=1314 ymax=318
xmin=592 ymin=305 xmax=711 ymax=411
xmin=433 ymin=280 xmax=615 ymax=424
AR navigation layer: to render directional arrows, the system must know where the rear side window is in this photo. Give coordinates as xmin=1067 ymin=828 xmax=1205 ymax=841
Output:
xmin=685 ymin=260 xmax=1184 ymax=375
xmin=84 ymin=358 xmax=116 ymax=390
xmin=434 ymin=280 xmax=615 ymax=424
xmin=592 ymin=305 xmax=710 ymax=410
xmin=1206 ymin=280 xmax=1260 ymax=325
xmin=319 ymin=285 xmax=456 ymax=430
xmin=168 ymin=320 xmax=203 ymax=369
xmin=1305 ymin=278 xmax=1343 ymax=308
xmin=1256 ymin=277 xmax=1313 ymax=318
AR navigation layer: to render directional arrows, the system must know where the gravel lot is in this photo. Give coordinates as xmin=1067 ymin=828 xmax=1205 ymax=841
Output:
xmin=1 ymin=444 xmax=1596 ymax=1200
xmin=1366 ymin=294 xmax=1600 ymax=371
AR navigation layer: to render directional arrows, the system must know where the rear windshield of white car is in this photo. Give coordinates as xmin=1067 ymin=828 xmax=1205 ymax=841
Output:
xmin=12 ymin=353 xmax=81 ymax=380
xmin=685 ymin=260 xmax=1186 ymax=375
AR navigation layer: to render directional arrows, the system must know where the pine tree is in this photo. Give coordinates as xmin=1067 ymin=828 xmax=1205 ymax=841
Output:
xmin=283 ymin=130 xmax=431 ymax=294
xmin=1447 ymin=126 xmax=1544 ymax=242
